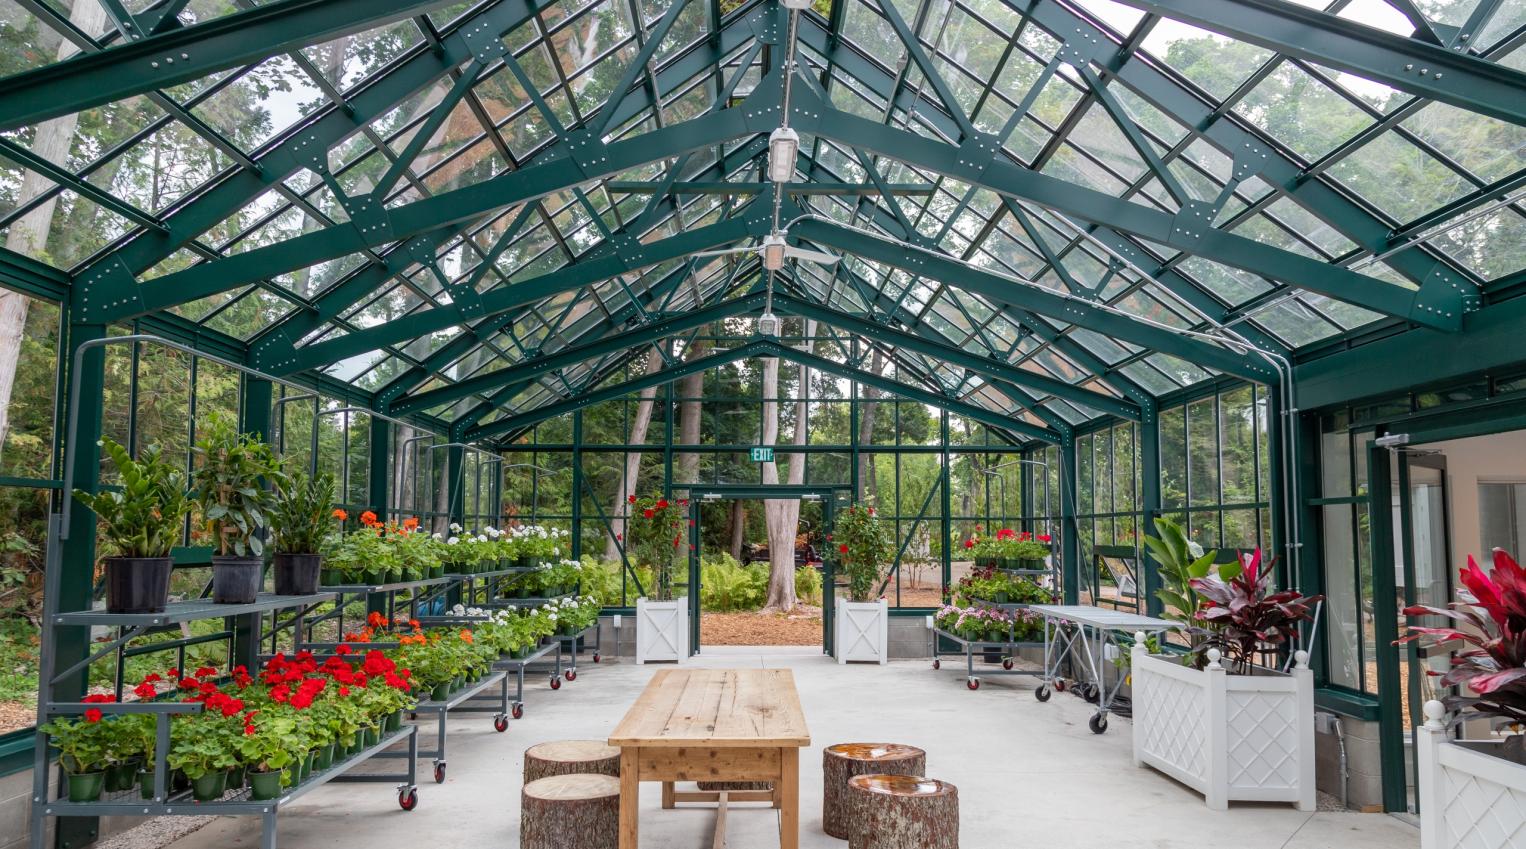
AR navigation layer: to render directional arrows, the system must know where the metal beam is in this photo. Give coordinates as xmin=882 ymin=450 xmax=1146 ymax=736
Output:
xmin=789 ymin=95 xmax=1462 ymax=331
xmin=771 ymin=293 xmax=1142 ymax=419
xmin=0 ymin=0 xmax=457 ymax=131
xmin=465 ymin=338 xmax=1062 ymax=443
xmin=1105 ymin=0 xmax=1526 ymax=127
xmin=792 ymin=218 xmax=1277 ymax=382
xmin=86 ymin=101 xmax=755 ymax=323
xmin=274 ymin=212 xmax=766 ymax=374
xmin=605 ymin=181 xmax=936 ymax=195
xmin=386 ymin=292 xmax=768 ymax=416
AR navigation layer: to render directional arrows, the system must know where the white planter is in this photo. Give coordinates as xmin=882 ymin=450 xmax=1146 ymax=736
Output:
xmin=834 ymin=598 xmax=888 ymax=665
xmin=1130 ymin=637 xmax=1314 ymax=811
xmin=635 ymin=597 xmax=689 ymax=664
xmin=1418 ymin=700 xmax=1526 ymax=849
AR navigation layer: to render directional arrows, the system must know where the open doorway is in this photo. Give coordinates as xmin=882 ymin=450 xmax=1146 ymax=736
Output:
xmin=685 ymin=486 xmax=848 ymax=653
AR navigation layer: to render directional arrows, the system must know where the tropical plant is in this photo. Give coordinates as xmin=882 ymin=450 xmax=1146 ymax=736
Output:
xmin=1144 ymin=516 xmax=1225 ymax=629
xmin=1398 ymin=549 xmax=1526 ymax=725
xmin=1191 ymin=549 xmax=1321 ymax=674
xmin=835 ymin=504 xmax=892 ymax=603
xmin=191 ymin=412 xmax=283 ymax=557
xmin=269 ymin=470 xmax=335 ymax=555
xmin=72 ymin=439 xmax=191 ymax=558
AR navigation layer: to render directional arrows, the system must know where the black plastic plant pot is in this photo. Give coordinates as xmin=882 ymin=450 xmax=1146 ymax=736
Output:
xmin=273 ymin=552 xmax=322 ymax=595
xmin=211 ymin=555 xmax=263 ymax=604
xmin=103 ymin=556 xmax=172 ymax=614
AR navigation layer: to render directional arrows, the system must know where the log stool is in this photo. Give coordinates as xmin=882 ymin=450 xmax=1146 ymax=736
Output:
xmin=520 ymin=773 xmax=620 ymax=849
xmin=845 ymin=775 xmax=958 ymax=849
xmin=822 ymin=743 xmax=926 ymax=839
xmin=524 ymin=740 xmax=621 ymax=783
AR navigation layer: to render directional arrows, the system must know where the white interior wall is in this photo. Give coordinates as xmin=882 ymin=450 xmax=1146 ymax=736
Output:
xmin=1428 ymin=429 xmax=1526 ymax=569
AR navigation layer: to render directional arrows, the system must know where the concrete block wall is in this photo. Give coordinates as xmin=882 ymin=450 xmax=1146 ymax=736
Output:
xmin=1314 ymin=714 xmax=1385 ymax=811
xmin=0 ymin=763 xmax=141 ymax=849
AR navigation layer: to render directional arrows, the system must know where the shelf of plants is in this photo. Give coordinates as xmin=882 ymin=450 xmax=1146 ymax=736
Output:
xmin=933 ymin=530 xmax=1059 ymax=692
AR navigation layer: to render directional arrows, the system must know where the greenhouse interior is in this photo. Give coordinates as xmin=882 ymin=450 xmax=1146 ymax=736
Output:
xmin=0 ymin=0 xmax=1522 ymax=846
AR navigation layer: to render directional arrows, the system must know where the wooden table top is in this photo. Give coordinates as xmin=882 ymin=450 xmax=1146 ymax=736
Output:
xmin=608 ymin=669 xmax=811 ymax=749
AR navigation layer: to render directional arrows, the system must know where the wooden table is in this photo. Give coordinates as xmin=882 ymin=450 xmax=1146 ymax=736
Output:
xmin=608 ymin=669 xmax=811 ymax=849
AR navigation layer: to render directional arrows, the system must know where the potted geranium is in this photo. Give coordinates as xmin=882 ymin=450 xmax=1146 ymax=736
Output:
xmin=1403 ymin=549 xmax=1526 ymax=849
xmin=629 ymin=494 xmax=689 ymax=663
xmin=834 ymin=503 xmax=893 ymax=665
xmin=168 ymin=706 xmax=241 ymax=801
xmin=1131 ymin=518 xmax=1320 ymax=810
xmin=270 ymin=470 xmax=333 ymax=595
xmin=73 ymin=439 xmax=192 ymax=613
xmin=39 ymin=694 xmax=120 ymax=801
xmin=233 ymin=708 xmax=298 ymax=800
xmin=192 ymin=412 xmax=282 ymax=604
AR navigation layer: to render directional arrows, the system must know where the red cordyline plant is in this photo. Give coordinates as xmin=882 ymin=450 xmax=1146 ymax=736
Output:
xmin=1189 ymin=549 xmax=1321 ymax=674
xmin=1398 ymin=549 xmax=1526 ymax=725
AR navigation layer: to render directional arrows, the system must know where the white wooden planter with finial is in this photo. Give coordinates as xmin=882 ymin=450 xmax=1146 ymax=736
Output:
xmin=1130 ymin=634 xmax=1316 ymax=810
xmin=1417 ymin=699 xmax=1526 ymax=849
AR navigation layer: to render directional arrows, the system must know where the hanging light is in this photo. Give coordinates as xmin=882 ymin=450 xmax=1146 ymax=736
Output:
xmin=760 ymin=232 xmax=789 ymax=271
xmin=768 ymin=127 xmax=799 ymax=183
xmin=757 ymin=311 xmax=781 ymax=336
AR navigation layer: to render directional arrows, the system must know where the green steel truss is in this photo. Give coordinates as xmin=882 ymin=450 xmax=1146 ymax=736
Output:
xmin=1 ymin=0 xmax=1523 ymax=441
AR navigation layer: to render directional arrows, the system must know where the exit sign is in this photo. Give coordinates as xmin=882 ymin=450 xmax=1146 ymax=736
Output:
xmin=750 ymin=446 xmax=774 ymax=463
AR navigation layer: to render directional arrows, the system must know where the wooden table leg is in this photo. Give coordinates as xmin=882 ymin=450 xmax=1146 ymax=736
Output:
xmin=620 ymin=748 xmax=640 ymax=849
xmin=778 ymin=747 xmax=799 ymax=849
xmin=662 ymin=781 xmax=675 ymax=809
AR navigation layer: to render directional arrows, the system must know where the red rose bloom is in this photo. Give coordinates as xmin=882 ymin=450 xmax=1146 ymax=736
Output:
xmin=642 ymin=509 xmax=654 ymax=519
xmin=839 ymin=544 xmax=849 ymax=554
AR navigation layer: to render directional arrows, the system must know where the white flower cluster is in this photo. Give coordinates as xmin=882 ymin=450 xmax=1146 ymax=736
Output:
xmin=450 ymin=603 xmax=488 ymax=617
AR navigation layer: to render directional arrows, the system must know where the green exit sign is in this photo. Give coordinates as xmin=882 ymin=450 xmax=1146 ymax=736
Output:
xmin=750 ymin=446 xmax=774 ymax=463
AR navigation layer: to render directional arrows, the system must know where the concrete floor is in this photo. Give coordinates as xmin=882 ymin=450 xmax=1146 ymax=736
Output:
xmin=164 ymin=647 xmax=1418 ymax=849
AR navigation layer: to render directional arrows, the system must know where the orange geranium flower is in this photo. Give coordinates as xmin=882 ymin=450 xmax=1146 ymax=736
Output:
xmin=359 ymin=510 xmax=378 ymax=527
xmin=459 ymin=630 xmax=474 ymax=644
xmin=332 ymin=508 xmax=348 ymax=521
xmin=402 ymin=517 xmax=419 ymax=531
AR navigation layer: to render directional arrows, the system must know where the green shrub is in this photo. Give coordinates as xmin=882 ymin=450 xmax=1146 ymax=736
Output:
xmin=700 ymin=553 xmax=767 ymax=612
xmin=794 ymin=565 xmax=822 ymax=606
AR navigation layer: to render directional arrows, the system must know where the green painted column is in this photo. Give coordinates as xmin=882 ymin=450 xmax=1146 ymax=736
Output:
xmin=232 ymin=377 xmax=273 ymax=671
xmin=571 ymin=412 xmax=583 ymax=560
xmin=366 ymin=416 xmax=391 ymax=619
xmin=1059 ymin=435 xmax=1080 ymax=605
xmin=1366 ymin=441 xmax=1406 ymax=813
xmin=446 ymin=445 xmax=465 ymax=528
xmin=940 ymin=410 xmax=952 ymax=597
xmin=1139 ymin=404 xmax=1163 ymax=617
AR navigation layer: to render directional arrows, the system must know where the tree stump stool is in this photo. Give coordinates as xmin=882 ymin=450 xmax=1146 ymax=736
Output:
xmin=845 ymin=775 xmax=958 ymax=849
xmin=520 ymin=773 xmax=620 ymax=849
xmin=524 ymin=740 xmax=621 ymax=783
xmin=822 ymin=743 xmax=926 ymax=839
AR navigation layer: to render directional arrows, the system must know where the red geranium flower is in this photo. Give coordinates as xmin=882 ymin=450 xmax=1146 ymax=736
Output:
xmin=84 ymin=708 xmax=103 ymax=723
xmin=839 ymin=544 xmax=849 ymax=554
xmin=964 ymin=538 xmax=975 ymax=549
xmin=134 ymin=681 xmax=157 ymax=699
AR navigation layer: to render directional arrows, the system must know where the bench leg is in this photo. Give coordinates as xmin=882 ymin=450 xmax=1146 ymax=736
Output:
xmin=778 ymin=747 xmax=799 ymax=849
xmin=620 ymin=749 xmax=639 ymax=849
xmin=662 ymin=781 xmax=675 ymax=809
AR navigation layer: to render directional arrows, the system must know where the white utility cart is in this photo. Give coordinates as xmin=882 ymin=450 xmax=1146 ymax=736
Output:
xmin=1029 ymin=604 xmax=1173 ymax=734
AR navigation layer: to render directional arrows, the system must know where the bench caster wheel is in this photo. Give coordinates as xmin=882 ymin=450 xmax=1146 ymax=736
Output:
xmin=1002 ymin=658 xmax=1014 ymax=670
xmin=399 ymin=788 xmax=419 ymax=810
xmin=1035 ymin=686 xmax=1051 ymax=702
xmin=564 ymin=669 xmax=576 ymax=681
xmin=512 ymin=703 xmax=524 ymax=719
xmin=1089 ymin=714 xmax=1108 ymax=735
xmin=433 ymin=762 xmax=447 ymax=783
xmin=550 ymin=676 xmax=561 ymax=690
xmin=967 ymin=678 xmax=980 ymax=691
xmin=1055 ymin=679 xmax=1067 ymax=693
xmin=593 ymin=653 xmax=601 ymax=663
xmin=932 ymin=659 xmax=940 ymax=670
xmin=494 ymin=714 xmax=509 ymax=733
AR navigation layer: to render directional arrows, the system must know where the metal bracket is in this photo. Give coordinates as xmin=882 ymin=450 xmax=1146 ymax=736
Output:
xmin=459 ymin=18 xmax=508 ymax=63
xmin=291 ymin=131 xmax=331 ymax=175
xmin=750 ymin=11 xmax=782 ymax=46
xmin=1055 ymin=30 xmax=1109 ymax=68
xmin=955 ymin=131 xmax=1001 ymax=181
xmin=609 ymin=232 xmax=643 ymax=266
xmin=343 ymin=192 xmax=395 ymax=246
xmin=1167 ymin=200 xmax=1217 ymax=248
xmin=74 ymin=253 xmax=141 ymax=323
xmin=564 ymin=128 xmax=610 ymax=177
xmin=1411 ymin=261 xmax=1478 ymax=323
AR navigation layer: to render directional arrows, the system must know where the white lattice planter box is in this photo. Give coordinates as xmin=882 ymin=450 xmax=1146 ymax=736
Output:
xmin=834 ymin=598 xmax=888 ymax=665
xmin=1418 ymin=701 xmax=1526 ymax=849
xmin=1130 ymin=639 xmax=1314 ymax=811
xmin=635 ymin=597 xmax=689 ymax=664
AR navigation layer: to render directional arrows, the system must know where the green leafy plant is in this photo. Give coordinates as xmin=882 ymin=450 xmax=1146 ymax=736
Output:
xmin=270 ymin=470 xmax=335 ymax=555
xmin=628 ymin=494 xmax=687 ymax=601
xmin=1144 ymin=516 xmax=1230 ymax=629
xmin=192 ymin=412 xmax=283 ymax=557
xmin=40 ymin=704 xmax=117 ymax=774
xmin=835 ymin=504 xmax=892 ymax=603
xmin=73 ymin=439 xmax=191 ymax=558
xmin=167 ymin=710 xmax=241 ymax=779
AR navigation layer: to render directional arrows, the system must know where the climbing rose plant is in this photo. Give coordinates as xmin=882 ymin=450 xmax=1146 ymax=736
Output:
xmin=628 ymin=494 xmax=688 ymax=601
xmin=834 ymin=504 xmax=892 ymax=603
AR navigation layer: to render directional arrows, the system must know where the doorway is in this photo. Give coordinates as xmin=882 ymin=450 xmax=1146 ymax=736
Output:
xmin=1366 ymin=428 xmax=1526 ymax=812
xmin=684 ymin=485 xmax=850 ymax=655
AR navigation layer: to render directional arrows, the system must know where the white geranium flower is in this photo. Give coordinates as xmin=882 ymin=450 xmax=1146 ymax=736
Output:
xmin=447 ymin=537 xmax=459 ymax=545
xmin=432 ymin=532 xmax=443 ymax=541
xmin=450 ymin=522 xmax=462 ymax=533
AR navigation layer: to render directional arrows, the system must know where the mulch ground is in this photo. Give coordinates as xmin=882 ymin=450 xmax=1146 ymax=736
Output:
xmin=702 ymin=610 xmax=823 ymax=645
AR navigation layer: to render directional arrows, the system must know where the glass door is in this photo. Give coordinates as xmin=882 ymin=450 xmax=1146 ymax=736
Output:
xmin=1396 ymin=453 xmax=1452 ymax=813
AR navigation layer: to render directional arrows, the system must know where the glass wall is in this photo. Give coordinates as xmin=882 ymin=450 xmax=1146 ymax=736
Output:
xmin=1159 ymin=384 xmax=1273 ymax=552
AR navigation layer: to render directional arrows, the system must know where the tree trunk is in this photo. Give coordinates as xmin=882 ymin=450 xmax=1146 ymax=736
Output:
xmin=520 ymin=773 xmax=620 ymax=849
xmin=604 ymin=350 xmax=663 ymax=561
xmin=761 ymin=321 xmax=814 ymax=612
xmin=728 ymin=501 xmax=746 ymax=560
xmin=0 ymin=0 xmax=107 ymax=462
xmin=822 ymin=743 xmax=927 ymax=840
xmin=856 ymin=350 xmax=885 ymax=503
xmin=676 ymin=339 xmax=708 ymax=486
xmin=845 ymin=775 xmax=957 ymax=849
xmin=524 ymin=740 xmax=620 ymax=783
